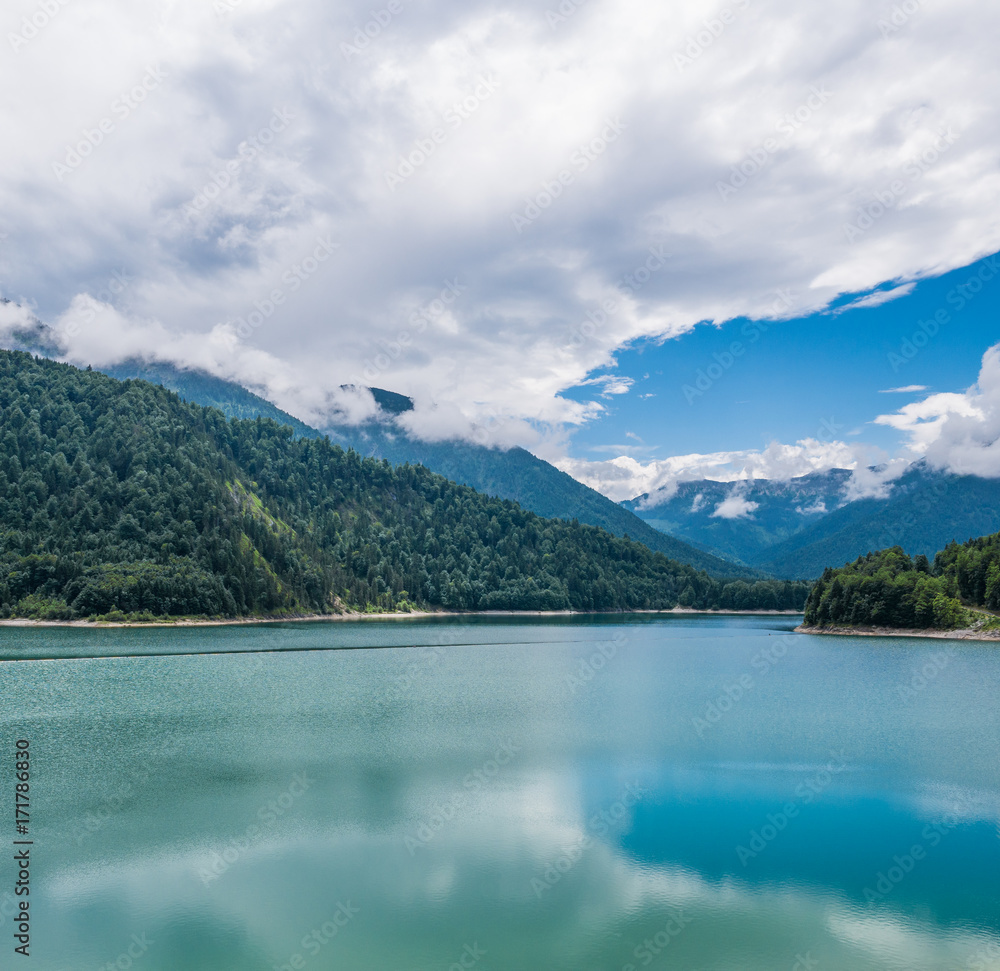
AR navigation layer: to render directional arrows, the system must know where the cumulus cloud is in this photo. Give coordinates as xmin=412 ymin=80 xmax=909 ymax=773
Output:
xmin=711 ymin=492 xmax=759 ymax=520
xmin=842 ymin=459 xmax=910 ymax=500
xmin=558 ymin=437 xmax=882 ymax=503
xmin=875 ymin=342 xmax=1000 ymax=477
xmin=1 ymin=0 xmax=999 ymax=446
xmin=5 ymin=297 xmax=380 ymax=429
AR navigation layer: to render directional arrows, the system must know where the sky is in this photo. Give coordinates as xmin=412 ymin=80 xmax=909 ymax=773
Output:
xmin=1 ymin=0 xmax=999 ymax=502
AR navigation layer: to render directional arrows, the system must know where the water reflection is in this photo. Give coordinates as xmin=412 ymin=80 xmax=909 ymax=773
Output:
xmin=1 ymin=616 xmax=998 ymax=969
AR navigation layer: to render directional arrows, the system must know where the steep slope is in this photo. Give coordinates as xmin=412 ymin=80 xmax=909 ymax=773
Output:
xmin=624 ymin=464 xmax=1000 ymax=580
xmin=0 ymin=350 xmax=808 ymax=620
xmin=761 ymin=465 xmax=1000 ymax=579
xmin=99 ymin=359 xmax=324 ymax=436
xmin=327 ymin=422 xmax=760 ymax=578
xmin=623 ymin=470 xmax=852 ymax=567
xmin=92 ymin=359 xmax=757 ymax=579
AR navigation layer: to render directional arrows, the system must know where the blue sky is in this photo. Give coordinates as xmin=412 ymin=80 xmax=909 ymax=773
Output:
xmin=566 ymin=251 xmax=1000 ymax=461
xmin=2 ymin=0 xmax=1000 ymax=502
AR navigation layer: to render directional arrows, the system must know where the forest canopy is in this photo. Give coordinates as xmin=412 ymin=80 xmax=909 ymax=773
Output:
xmin=0 ymin=351 xmax=810 ymax=620
xmin=803 ymin=533 xmax=1000 ymax=629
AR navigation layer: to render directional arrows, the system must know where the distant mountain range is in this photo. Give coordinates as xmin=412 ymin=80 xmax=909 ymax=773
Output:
xmin=6 ymin=309 xmax=999 ymax=583
xmin=625 ymin=465 xmax=1000 ymax=579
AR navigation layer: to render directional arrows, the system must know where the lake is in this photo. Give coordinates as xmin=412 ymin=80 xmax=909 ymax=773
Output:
xmin=1 ymin=614 xmax=998 ymax=970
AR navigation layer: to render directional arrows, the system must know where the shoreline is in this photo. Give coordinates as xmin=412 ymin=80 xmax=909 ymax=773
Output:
xmin=796 ymin=624 xmax=1000 ymax=642
xmin=0 ymin=608 xmax=804 ymax=629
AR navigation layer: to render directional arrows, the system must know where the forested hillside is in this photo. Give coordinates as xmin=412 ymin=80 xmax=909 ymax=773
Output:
xmin=92 ymin=357 xmax=758 ymax=579
xmin=803 ymin=532 xmax=1000 ymax=629
xmin=0 ymin=351 xmax=808 ymax=620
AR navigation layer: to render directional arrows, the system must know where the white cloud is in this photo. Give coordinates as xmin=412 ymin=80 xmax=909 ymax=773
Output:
xmin=879 ymin=384 xmax=928 ymax=393
xmin=1 ymin=0 xmax=999 ymax=445
xmin=577 ymin=374 xmax=635 ymax=397
xmin=558 ymin=438 xmax=878 ymax=502
xmin=875 ymin=342 xmax=1000 ymax=477
xmin=796 ymin=499 xmax=827 ymax=515
xmin=842 ymin=459 xmax=910 ymax=500
xmin=835 ymin=282 xmax=916 ymax=313
xmin=711 ymin=493 xmax=759 ymax=520
xmin=7 ymin=297 xmax=381 ymax=429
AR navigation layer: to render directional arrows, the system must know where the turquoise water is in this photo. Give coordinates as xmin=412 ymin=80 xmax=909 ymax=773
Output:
xmin=1 ymin=614 xmax=999 ymax=969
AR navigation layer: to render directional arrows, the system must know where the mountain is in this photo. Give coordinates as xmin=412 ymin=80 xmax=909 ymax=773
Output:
xmin=0 ymin=299 xmax=64 ymax=358
xmin=90 ymin=358 xmax=758 ymax=579
xmin=625 ymin=465 xmax=1000 ymax=580
xmin=803 ymin=531 xmax=1000 ymax=632
xmin=0 ymin=350 xmax=810 ymax=620
xmin=622 ymin=470 xmax=853 ymax=567
xmin=99 ymin=359 xmax=325 ymax=436
xmin=759 ymin=465 xmax=1000 ymax=578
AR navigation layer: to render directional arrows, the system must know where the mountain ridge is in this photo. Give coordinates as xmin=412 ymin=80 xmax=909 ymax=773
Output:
xmin=0 ymin=349 xmax=809 ymax=619
xmin=87 ymin=357 xmax=760 ymax=579
xmin=625 ymin=464 xmax=1000 ymax=579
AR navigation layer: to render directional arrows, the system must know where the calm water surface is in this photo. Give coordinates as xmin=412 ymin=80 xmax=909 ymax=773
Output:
xmin=1 ymin=614 xmax=998 ymax=970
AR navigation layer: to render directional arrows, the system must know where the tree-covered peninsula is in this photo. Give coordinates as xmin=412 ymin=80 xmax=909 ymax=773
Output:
xmin=803 ymin=533 xmax=1000 ymax=631
xmin=0 ymin=351 xmax=809 ymax=621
